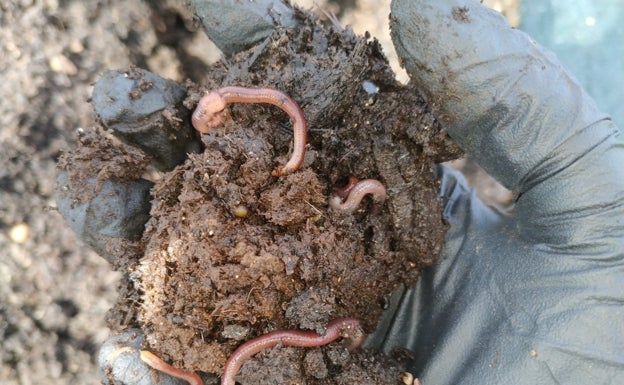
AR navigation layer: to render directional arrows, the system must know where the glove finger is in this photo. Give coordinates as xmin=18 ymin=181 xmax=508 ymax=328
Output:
xmin=98 ymin=329 xmax=185 ymax=385
xmin=390 ymin=0 xmax=617 ymax=193
xmin=391 ymin=0 xmax=624 ymax=249
xmin=55 ymin=172 xmax=152 ymax=265
xmin=190 ymin=0 xmax=298 ymax=58
xmin=92 ymin=67 xmax=201 ymax=171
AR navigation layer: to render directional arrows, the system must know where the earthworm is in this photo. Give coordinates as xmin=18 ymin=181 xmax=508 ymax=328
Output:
xmin=221 ymin=317 xmax=364 ymax=385
xmin=329 ymin=177 xmax=387 ymax=213
xmin=191 ymin=86 xmax=307 ymax=177
xmin=139 ymin=350 xmax=203 ymax=385
xmin=332 ymin=175 xmax=360 ymax=200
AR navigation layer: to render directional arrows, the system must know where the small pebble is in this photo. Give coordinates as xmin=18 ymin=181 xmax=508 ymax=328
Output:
xmin=9 ymin=223 xmax=29 ymax=244
xmin=69 ymin=38 xmax=84 ymax=53
xmin=221 ymin=324 xmax=250 ymax=340
xmin=361 ymin=80 xmax=379 ymax=95
xmin=401 ymin=372 xmax=414 ymax=385
xmin=48 ymin=54 xmax=77 ymax=75
xmin=233 ymin=205 xmax=249 ymax=218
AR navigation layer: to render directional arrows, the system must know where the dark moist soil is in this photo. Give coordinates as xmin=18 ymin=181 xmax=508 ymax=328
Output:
xmin=60 ymin=8 xmax=462 ymax=383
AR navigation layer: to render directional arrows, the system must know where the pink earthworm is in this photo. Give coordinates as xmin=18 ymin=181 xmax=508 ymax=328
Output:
xmin=332 ymin=175 xmax=360 ymax=199
xmin=191 ymin=86 xmax=307 ymax=177
xmin=329 ymin=177 xmax=387 ymax=213
xmin=221 ymin=317 xmax=365 ymax=385
xmin=139 ymin=350 xmax=203 ymax=385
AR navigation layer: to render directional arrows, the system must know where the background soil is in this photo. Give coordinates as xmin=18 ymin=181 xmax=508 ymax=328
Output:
xmin=0 ymin=1 xmax=513 ymax=385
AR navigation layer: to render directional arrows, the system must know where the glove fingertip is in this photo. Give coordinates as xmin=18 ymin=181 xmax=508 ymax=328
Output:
xmin=55 ymin=172 xmax=152 ymax=263
xmin=92 ymin=67 xmax=199 ymax=171
xmin=190 ymin=0 xmax=297 ymax=57
xmin=98 ymin=329 xmax=183 ymax=385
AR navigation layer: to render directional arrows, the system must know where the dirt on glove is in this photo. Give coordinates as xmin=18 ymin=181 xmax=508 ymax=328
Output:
xmin=60 ymin=7 xmax=461 ymax=385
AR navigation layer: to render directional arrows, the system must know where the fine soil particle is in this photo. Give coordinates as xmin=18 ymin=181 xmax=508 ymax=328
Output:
xmin=60 ymin=6 xmax=461 ymax=384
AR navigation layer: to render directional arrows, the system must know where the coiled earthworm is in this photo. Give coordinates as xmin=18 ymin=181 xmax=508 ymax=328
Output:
xmin=191 ymin=86 xmax=307 ymax=177
xmin=139 ymin=350 xmax=203 ymax=385
xmin=332 ymin=175 xmax=360 ymax=199
xmin=329 ymin=177 xmax=387 ymax=213
xmin=221 ymin=317 xmax=364 ymax=385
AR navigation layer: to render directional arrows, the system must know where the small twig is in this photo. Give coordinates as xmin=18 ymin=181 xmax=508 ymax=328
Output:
xmin=304 ymin=200 xmax=323 ymax=216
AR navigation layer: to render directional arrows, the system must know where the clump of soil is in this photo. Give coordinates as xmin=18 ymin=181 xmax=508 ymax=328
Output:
xmin=62 ymin=6 xmax=461 ymax=384
xmin=235 ymin=346 xmax=408 ymax=385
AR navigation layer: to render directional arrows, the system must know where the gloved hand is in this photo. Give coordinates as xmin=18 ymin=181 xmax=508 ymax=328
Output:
xmin=56 ymin=1 xmax=624 ymax=385
xmin=364 ymin=0 xmax=624 ymax=384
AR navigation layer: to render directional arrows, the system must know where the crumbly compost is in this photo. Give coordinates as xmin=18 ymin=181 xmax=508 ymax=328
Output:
xmin=62 ymin=6 xmax=461 ymax=384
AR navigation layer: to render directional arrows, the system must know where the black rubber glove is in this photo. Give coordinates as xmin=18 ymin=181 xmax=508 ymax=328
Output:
xmin=365 ymin=0 xmax=624 ymax=384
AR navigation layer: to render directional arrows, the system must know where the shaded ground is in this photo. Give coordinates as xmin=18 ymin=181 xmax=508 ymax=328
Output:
xmin=0 ymin=1 xmax=511 ymax=384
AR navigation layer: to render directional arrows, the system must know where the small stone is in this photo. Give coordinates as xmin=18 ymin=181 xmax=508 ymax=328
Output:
xmin=48 ymin=54 xmax=77 ymax=75
xmin=233 ymin=205 xmax=249 ymax=218
xmin=9 ymin=223 xmax=29 ymax=244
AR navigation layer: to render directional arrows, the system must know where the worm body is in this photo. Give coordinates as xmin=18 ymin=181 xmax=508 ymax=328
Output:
xmin=140 ymin=350 xmax=203 ymax=385
xmin=221 ymin=317 xmax=364 ymax=385
xmin=192 ymin=86 xmax=307 ymax=176
xmin=330 ymin=178 xmax=387 ymax=214
xmin=332 ymin=175 xmax=360 ymax=199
